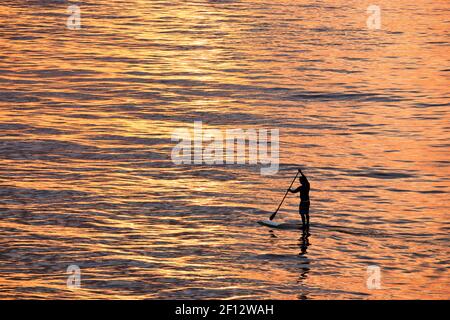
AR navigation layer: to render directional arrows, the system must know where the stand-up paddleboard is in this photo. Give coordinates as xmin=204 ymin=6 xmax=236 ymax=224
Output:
xmin=258 ymin=220 xmax=387 ymax=237
xmin=258 ymin=220 xmax=304 ymax=230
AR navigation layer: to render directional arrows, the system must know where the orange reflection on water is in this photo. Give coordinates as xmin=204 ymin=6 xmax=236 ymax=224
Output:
xmin=0 ymin=0 xmax=448 ymax=299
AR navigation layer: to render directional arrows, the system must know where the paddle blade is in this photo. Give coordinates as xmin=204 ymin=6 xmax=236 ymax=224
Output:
xmin=269 ymin=211 xmax=277 ymax=221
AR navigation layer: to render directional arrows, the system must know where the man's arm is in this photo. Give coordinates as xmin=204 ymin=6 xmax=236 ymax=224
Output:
xmin=289 ymin=186 xmax=301 ymax=193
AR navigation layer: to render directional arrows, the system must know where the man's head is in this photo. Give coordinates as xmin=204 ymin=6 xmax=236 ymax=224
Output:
xmin=299 ymin=176 xmax=307 ymax=185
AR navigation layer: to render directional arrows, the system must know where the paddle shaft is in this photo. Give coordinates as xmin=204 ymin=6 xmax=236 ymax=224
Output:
xmin=270 ymin=171 xmax=300 ymax=220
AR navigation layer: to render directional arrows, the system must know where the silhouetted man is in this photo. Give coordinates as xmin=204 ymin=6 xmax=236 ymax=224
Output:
xmin=288 ymin=169 xmax=310 ymax=229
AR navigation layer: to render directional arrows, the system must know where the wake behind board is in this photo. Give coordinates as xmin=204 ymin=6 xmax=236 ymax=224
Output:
xmin=258 ymin=220 xmax=304 ymax=230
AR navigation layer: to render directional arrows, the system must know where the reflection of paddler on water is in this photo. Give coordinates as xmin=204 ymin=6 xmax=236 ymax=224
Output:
xmin=260 ymin=169 xmax=311 ymax=231
xmin=299 ymin=229 xmax=310 ymax=255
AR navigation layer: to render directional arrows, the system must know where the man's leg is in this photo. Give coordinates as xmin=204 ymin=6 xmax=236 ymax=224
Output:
xmin=300 ymin=206 xmax=306 ymax=228
xmin=304 ymin=203 xmax=310 ymax=228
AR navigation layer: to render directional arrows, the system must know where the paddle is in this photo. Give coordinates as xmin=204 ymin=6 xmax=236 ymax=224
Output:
xmin=269 ymin=169 xmax=300 ymax=221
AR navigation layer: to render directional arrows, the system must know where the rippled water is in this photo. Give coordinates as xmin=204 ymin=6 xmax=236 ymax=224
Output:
xmin=0 ymin=0 xmax=449 ymax=299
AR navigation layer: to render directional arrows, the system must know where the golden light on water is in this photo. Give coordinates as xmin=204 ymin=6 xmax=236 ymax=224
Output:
xmin=0 ymin=0 xmax=448 ymax=299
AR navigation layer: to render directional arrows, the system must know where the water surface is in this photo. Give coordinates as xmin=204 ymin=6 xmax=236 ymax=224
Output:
xmin=0 ymin=0 xmax=449 ymax=299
